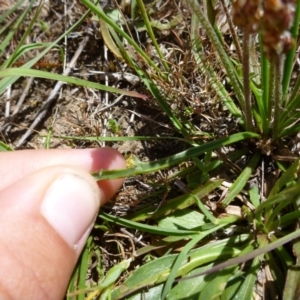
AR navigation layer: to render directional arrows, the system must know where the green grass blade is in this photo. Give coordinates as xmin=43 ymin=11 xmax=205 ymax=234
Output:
xmin=57 ymin=135 xmax=186 ymax=143
xmin=283 ymin=239 xmax=300 ymax=299
xmin=269 ymin=211 xmax=300 ymax=232
xmin=0 ymin=0 xmax=26 ymax=24
xmin=166 ymin=264 xmax=214 ymax=299
xmin=269 ymin=157 xmax=300 ymax=198
xmin=44 ymin=127 xmax=52 ymax=149
xmin=2 ymin=43 xmax=52 ymax=69
xmin=161 ymin=223 xmax=228 ymax=299
xmin=0 ymin=0 xmax=33 ymax=59
xmin=128 ymin=179 xmax=223 ymax=222
xmin=259 ymin=34 xmax=271 ymax=134
xmin=0 ymin=68 xmax=147 ymax=99
xmin=140 ymin=74 xmax=190 ymax=136
xmin=250 ymin=79 xmax=268 ymax=134
xmin=135 ymin=0 xmax=169 ymax=71
xmin=99 ymin=212 xmax=199 ymax=236
xmin=0 ymin=8 xmax=91 ymax=95
xmin=289 ymin=72 xmax=300 ymax=104
xmin=98 ymin=259 xmax=131 ymax=289
xmin=280 ymin=122 xmax=300 ymax=138
xmin=199 ymin=265 xmax=238 ymax=300
xmin=67 ymin=264 xmax=80 ymax=300
xmin=249 ymin=185 xmax=260 ymax=208
xmin=256 ymin=182 xmax=300 ymax=219
xmin=221 ymin=151 xmax=261 ymax=207
xmin=78 ymin=236 xmax=93 ymax=300
xmin=193 ymin=192 xmax=217 ymax=224
xmin=279 ymin=93 xmax=300 ymax=135
xmin=221 ymin=254 xmax=259 ymax=300
xmin=181 ymin=229 xmax=300 ymax=279
xmin=95 ymin=132 xmax=260 ymax=180
xmin=0 ymin=141 xmax=13 ymax=151
xmin=9 ymin=0 xmax=44 ymax=64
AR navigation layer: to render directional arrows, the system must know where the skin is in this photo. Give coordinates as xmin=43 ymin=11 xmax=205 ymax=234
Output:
xmin=0 ymin=148 xmax=126 ymax=300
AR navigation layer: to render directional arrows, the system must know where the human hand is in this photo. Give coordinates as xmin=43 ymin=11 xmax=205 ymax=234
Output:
xmin=0 ymin=148 xmax=126 ymax=299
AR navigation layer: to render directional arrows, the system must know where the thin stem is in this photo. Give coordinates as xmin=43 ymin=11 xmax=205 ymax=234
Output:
xmin=242 ymin=29 xmax=253 ymax=131
xmin=220 ymin=0 xmax=243 ymax=62
xmin=135 ymin=0 xmax=170 ymax=72
xmin=268 ymin=64 xmax=275 ymax=121
xmin=272 ymin=57 xmax=284 ymax=140
xmin=259 ymin=34 xmax=270 ymax=134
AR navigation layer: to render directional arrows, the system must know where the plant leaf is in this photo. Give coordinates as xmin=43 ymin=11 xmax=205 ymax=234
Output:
xmin=0 ymin=68 xmax=147 ymax=99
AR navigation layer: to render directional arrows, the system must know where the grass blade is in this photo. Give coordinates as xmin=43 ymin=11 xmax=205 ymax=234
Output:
xmin=0 ymin=7 xmax=91 ymax=95
xmin=0 ymin=68 xmax=147 ymax=99
xmin=128 ymin=179 xmax=222 ymax=222
xmin=221 ymin=152 xmax=261 ymax=207
xmin=99 ymin=212 xmax=199 ymax=236
xmin=161 ymin=223 xmax=228 ymax=299
xmin=95 ymin=132 xmax=260 ymax=180
xmin=135 ymin=0 xmax=169 ymax=72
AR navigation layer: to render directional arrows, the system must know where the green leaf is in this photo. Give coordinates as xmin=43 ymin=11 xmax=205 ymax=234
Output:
xmin=199 ymin=265 xmax=238 ymax=300
xmin=222 ymin=152 xmax=261 ymax=207
xmin=78 ymin=237 xmax=93 ymax=299
xmin=111 ymin=235 xmax=250 ymax=299
xmin=283 ymin=239 xmax=300 ymax=299
xmin=0 ymin=9 xmax=91 ymax=95
xmin=161 ymin=223 xmax=229 ymax=299
xmin=128 ymin=284 xmax=164 ymax=300
xmin=166 ymin=265 xmax=214 ymax=300
xmin=248 ymin=185 xmax=260 ymax=208
xmin=225 ymin=256 xmax=259 ymax=300
xmin=0 ymin=68 xmax=147 ymax=99
xmin=95 ymin=132 xmax=260 ymax=181
xmin=129 ymin=180 xmax=222 ymax=222
xmin=158 ymin=209 xmax=206 ymax=230
xmin=269 ymin=157 xmax=300 ymax=197
xmin=99 ymin=259 xmax=131 ymax=289
xmin=0 ymin=141 xmax=13 ymax=151
xmin=100 ymin=212 xmax=199 ymax=237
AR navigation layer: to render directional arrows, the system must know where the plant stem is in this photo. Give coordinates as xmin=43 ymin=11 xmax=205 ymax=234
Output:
xmin=272 ymin=57 xmax=284 ymax=140
xmin=187 ymin=0 xmax=246 ymax=123
xmin=242 ymin=29 xmax=253 ymax=131
xmin=135 ymin=0 xmax=170 ymax=72
xmin=220 ymin=0 xmax=242 ymax=62
xmin=268 ymin=63 xmax=275 ymax=122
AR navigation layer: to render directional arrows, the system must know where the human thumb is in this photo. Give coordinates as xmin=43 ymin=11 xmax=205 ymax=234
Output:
xmin=0 ymin=165 xmax=119 ymax=300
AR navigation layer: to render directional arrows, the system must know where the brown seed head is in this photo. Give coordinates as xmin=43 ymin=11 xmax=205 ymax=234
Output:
xmin=263 ymin=0 xmax=296 ymax=60
xmin=232 ymin=0 xmax=263 ymax=33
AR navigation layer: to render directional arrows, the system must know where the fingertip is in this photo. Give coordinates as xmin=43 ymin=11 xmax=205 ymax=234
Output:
xmin=92 ymin=147 xmax=127 ymax=170
xmin=94 ymin=147 xmax=126 ymax=204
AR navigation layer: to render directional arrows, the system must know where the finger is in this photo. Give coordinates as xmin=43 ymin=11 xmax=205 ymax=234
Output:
xmin=0 ymin=147 xmax=126 ymax=190
xmin=0 ymin=164 xmax=123 ymax=300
